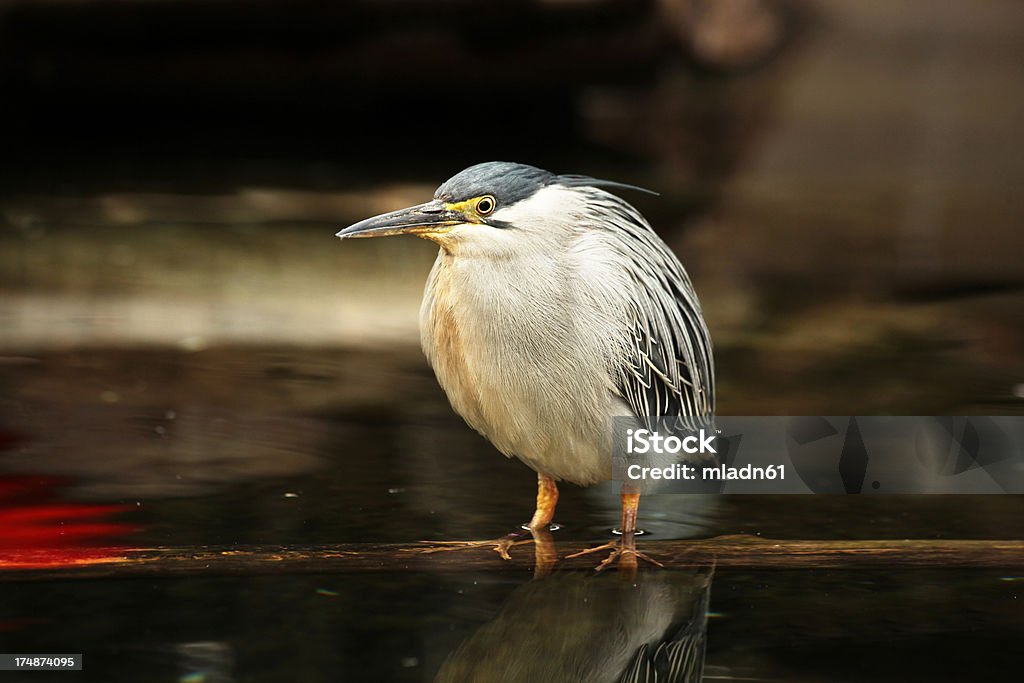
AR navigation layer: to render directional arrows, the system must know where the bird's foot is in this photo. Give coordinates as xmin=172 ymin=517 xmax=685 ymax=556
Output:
xmin=413 ymin=528 xmax=558 ymax=577
xmin=566 ymin=538 xmax=664 ymax=573
xmin=415 ymin=534 xmax=531 ymax=560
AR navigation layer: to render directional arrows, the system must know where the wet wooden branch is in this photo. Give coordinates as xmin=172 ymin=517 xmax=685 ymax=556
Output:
xmin=3 ymin=535 xmax=1023 ymax=581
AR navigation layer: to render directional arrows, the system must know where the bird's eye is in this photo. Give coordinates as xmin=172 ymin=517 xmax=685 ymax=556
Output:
xmin=476 ymin=195 xmax=496 ymax=216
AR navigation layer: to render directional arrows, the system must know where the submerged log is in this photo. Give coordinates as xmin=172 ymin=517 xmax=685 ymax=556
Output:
xmin=2 ymin=535 xmax=1023 ymax=581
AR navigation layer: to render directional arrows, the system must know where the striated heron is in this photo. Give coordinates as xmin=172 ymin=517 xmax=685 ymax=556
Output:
xmin=337 ymin=162 xmax=715 ymax=569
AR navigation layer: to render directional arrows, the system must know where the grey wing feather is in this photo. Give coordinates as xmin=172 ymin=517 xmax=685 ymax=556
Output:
xmin=590 ymin=191 xmax=715 ymax=424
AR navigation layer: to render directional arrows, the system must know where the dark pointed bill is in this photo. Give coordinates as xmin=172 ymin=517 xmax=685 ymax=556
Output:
xmin=336 ymin=200 xmax=466 ymax=239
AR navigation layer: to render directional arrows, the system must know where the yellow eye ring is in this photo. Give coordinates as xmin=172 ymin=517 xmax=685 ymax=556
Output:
xmin=476 ymin=195 xmax=496 ymax=216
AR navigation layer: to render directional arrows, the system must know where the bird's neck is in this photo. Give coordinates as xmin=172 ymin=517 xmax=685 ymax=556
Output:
xmin=431 ymin=244 xmax=567 ymax=306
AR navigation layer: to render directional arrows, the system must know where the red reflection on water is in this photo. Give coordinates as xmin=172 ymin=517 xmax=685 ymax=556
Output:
xmin=0 ymin=476 xmax=137 ymax=570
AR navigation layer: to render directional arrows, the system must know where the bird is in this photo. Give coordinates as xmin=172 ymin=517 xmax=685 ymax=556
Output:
xmin=337 ymin=161 xmax=715 ymax=569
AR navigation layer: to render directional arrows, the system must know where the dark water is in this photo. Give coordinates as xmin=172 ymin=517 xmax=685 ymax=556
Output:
xmin=3 ymin=568 xmax=1021 ymax=682
xmin=1 ymin=348 xmax=1022 ymax=682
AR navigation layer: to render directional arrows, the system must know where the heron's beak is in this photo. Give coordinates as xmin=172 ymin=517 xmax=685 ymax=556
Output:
xmin=336 ymin=200 xmax=466 ymax=239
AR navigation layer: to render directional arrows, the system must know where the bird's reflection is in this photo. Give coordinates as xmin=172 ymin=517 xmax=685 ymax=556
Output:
xmin=435 ymin=566 xmax=712 ymax=683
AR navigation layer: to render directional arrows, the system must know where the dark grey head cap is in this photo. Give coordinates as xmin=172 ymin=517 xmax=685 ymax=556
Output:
xmin=434 ymin=162 xmax=554 ymax=207
xmin=434 ymin=161 xmax=656 ymax=208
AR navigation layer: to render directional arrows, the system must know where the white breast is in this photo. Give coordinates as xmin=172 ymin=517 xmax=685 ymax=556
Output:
xmin=419 ymin=241 xmax=629 ymax=486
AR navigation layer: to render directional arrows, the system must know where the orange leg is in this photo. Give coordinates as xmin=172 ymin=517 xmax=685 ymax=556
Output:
xmin=527 ymin=473 xmax=559 ymax=530
xmin=617 ymin=486 xmax=642 ymax=573
xmin=620 ymin=489 xmax=640 ymax=536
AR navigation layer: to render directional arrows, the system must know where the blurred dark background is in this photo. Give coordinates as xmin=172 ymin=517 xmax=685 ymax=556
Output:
xmin=2 ymin=0 xmax=1024 ymax=531
xmin=2 ymin=0 xmax=1023 ymax=518
xmin=1 ymin=0 xmax=793 ymax=190
xmin=1 ymin=0 xmax=1021 ymax=415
